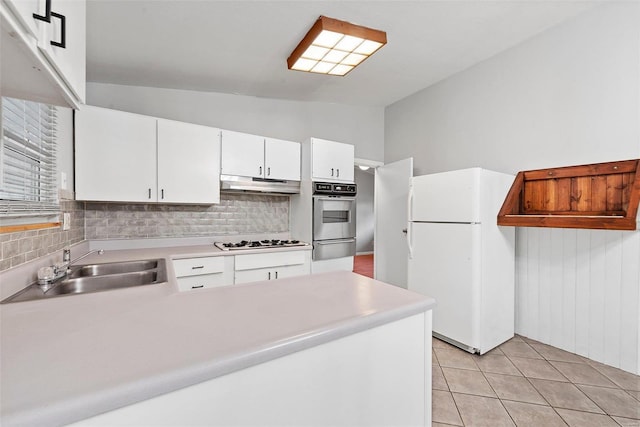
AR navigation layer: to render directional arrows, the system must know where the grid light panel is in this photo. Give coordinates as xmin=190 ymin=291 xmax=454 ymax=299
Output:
xmin=288 ymin=17 xmax=387 ymax=76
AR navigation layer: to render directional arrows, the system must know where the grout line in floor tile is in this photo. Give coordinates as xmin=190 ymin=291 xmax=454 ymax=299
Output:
xmin=432 ymin=335 xmax=640 ymax=426
xmin=624 ymin=389 xmax=640 ymax=403
xmin=503 ymin=350 xmax=572 ymax=383
xmin=484 ymin=372 xmax=519 ymax=426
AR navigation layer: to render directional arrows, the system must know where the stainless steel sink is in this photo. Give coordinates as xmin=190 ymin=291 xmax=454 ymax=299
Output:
xmin=68 ymin=260 xmax=160 ymax=278
xmin=1 ymin=259 xmax=167 ymax=303
xmin=47 ymin=271 xmax=160 ymax=296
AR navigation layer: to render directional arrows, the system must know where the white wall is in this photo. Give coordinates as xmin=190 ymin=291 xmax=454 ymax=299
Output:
xmin=385 ymin=3 xmax=639 ymax=176
xmin=385 ymin=2 xmax=640 ymax=373
xmin=86 ymin=83 xmax=384 ymax=162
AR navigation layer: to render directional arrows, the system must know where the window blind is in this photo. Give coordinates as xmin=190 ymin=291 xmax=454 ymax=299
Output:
xmin=0 ymin=97 xmax=59 ymax=217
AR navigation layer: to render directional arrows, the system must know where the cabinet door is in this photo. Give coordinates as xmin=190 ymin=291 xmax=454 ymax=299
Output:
xmin=75 ymin=106 xmax=157 ymax=202
xmin=158 ymin=119 xmax=220 ymax=204
xmin=3 ymin=0 xmax=43 ymax=39
xmin=234 ymin=267 xmax=272 ymax=284
xmin=235 ymin=263 xmax=310 ymax=284
xmin=332 ymin=142 xmax=355 ymax=182
xmin=37 ymin=0 xmax=86 ymax=102
xmin=274 ymin=263 xmax=310 ymax=279
xmin=220 ymin=130 xmax=264 ymax=178
xmin=264 ymin=138 xmax=300 ymax=181
xmin=311 ymin=138 xmax=354 ymax=182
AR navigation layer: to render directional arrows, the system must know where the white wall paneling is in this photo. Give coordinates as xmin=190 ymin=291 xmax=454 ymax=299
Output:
xmin=516 ymin=228 xmax=640 ymax=374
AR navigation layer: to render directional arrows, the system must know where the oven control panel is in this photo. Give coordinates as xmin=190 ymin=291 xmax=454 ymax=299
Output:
xmin=313 ymin=182 xmax=357 ymax=196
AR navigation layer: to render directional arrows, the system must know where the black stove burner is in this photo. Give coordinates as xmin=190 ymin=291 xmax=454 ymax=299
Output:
xmin=215 ymin=239 xmax=307 ymax=251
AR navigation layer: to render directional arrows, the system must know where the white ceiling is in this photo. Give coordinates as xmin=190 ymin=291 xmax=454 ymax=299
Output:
xmin=86 ymin=0 xmax=601 ymax=107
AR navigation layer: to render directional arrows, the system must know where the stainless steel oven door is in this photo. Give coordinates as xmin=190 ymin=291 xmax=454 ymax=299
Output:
xmin=313 ymin=196 xmax=356 ymax=241
xmin=313 ymin=238 xmax=356 ymax=261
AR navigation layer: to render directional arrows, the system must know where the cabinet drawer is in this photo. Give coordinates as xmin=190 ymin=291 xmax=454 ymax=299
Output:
xmin=235 ymin=251 xmax=307 ymax=271
xmin=173 ymin=256 xmax=226 ymax=277
xmin=177 ymin=274 xmax=231 ymax=291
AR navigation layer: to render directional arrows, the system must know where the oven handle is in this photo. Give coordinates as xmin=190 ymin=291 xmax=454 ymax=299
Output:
xmin=314 ymin=238 xmax=356 ymax=245
xmin=312 ymin=196 xmax=356 ymax=201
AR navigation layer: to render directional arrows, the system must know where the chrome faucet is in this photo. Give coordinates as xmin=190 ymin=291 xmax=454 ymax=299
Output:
xmin=64 ymin=249 xmax=105 ymax=274
xmin=37 ymin=249 xmax=105 ymax=289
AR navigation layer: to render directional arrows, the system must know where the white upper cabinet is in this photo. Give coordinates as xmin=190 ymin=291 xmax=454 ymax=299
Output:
xmin=265 ymin=138 xmax=300 ymax=181
xmin=75 ymin=106 xmax=157 ymax=202
xmin=75 ymin=106 xmax=221 ymax=204
xmin=221 ymin=130 xmax=300 ymax=181
xmin=311 ymin=138 xmax=355 ymax=183
xmin=220 ymin=130 xmax=265 ymax=178
xmin=157 ymin=119 xmax=220 ymax=204
xmin=4 ymin=0 xmax=42 ymax=38
xmin=1 ymin=0 xmax=86 ymax=107
xmin=36 ymin=0 xmax=86 ymax=102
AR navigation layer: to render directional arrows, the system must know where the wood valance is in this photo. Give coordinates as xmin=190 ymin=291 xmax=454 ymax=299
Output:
xmin=497 ymin=159 xmax=640 ymax=230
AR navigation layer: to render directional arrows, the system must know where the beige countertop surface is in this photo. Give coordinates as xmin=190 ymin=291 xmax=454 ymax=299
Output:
xmin=0 ymin=245 xmax=435 ymax=426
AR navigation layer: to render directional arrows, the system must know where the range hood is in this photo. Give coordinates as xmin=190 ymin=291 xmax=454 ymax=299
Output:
xmin=220 ymin=175 xmax=300 ymax=194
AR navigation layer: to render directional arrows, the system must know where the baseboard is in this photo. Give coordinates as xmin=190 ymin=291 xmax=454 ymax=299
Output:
xmin=355 ymin=251 xmax=373 ymax=256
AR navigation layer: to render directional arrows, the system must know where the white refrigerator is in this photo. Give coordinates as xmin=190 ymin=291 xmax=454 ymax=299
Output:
xmin=407 ymin=168 xmax=515 ymax=354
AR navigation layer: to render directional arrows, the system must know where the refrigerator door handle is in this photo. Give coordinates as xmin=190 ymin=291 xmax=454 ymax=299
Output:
xmin=407 ymin=221 xmax=414 ymax=259
xmin=406 ymin=184 xmax=414 ymax=259
xmin=407 ymin=183 xmax=414 ymax=222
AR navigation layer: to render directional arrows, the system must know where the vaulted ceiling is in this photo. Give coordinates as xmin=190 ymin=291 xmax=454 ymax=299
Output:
xmin=86 ymin=0 xmax=600 ymax=107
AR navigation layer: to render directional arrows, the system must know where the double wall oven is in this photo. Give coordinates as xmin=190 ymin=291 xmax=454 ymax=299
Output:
xmin=312 ymin=182 xmax=357 ymax=261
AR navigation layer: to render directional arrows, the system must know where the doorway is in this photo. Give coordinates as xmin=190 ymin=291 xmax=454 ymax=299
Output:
xmin=353 ymin=165 xmax=375 ymax=278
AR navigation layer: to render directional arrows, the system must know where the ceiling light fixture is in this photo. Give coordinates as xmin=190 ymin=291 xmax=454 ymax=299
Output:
xmin=287 ymin=16 xmax=387 ymax=76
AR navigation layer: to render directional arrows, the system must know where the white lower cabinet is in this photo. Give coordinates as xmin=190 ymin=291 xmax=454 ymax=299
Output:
xmin=173 ymin=256 xmax=234 ymax=291
xmin=234 ymin=251 xmax=311 ymax=285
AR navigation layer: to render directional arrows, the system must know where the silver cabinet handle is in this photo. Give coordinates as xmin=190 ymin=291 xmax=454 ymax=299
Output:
xmin=191 ymin=265 xmax=204 ymax=270
xmin=331 ymin=168 xmax=334 ymax=176
xmin=337 ymin=169 xmax=340 ymax=177
xmin=268 ymin=271 xmax=271 ymax=280
xmin=259 ymin=166 xmax=262 ymax=176
xmin=161 ymin=189 xmax=164 ymax=199
xmin=267 ymin=167 xmax=271 ymax=176
xmin=191 ymin=285 xmax=204 ymax=289
xmin=275 ymin=271 xmax=278 ymax=279
xmin=148 ymin=188 xmax=152 ymax=199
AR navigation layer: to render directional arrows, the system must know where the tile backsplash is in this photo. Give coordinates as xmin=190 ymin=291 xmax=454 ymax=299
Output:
xmin=0 ymin=200 xmax=85 ymax=271
xmin=84 ymin=193 xmax=289 ymax=239
xmin=0 ymin=194 xmax=289 ymax=272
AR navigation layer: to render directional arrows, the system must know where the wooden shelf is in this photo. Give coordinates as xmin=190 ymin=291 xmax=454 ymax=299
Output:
xmin=498 ymin=159 xmax=640 ymax=230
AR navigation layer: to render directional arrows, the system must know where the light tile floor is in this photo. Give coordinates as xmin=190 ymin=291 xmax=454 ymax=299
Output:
xmin=432 ymin=335 xmax=640 ymax=426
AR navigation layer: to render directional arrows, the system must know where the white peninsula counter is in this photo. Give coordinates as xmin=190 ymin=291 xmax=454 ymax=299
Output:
xmin=1 ymin=266 xmax=435 ymax=426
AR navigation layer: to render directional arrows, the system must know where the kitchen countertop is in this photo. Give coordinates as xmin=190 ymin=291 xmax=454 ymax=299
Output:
xmin=0 ymin=239 xmax=312 ymax=300
xmin=0 ymin=245 xmax=435 ymax=426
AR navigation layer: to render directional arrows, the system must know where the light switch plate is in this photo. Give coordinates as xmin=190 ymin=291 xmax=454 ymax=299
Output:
xmin=62 ymin=212 xmax=71 ymax=230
